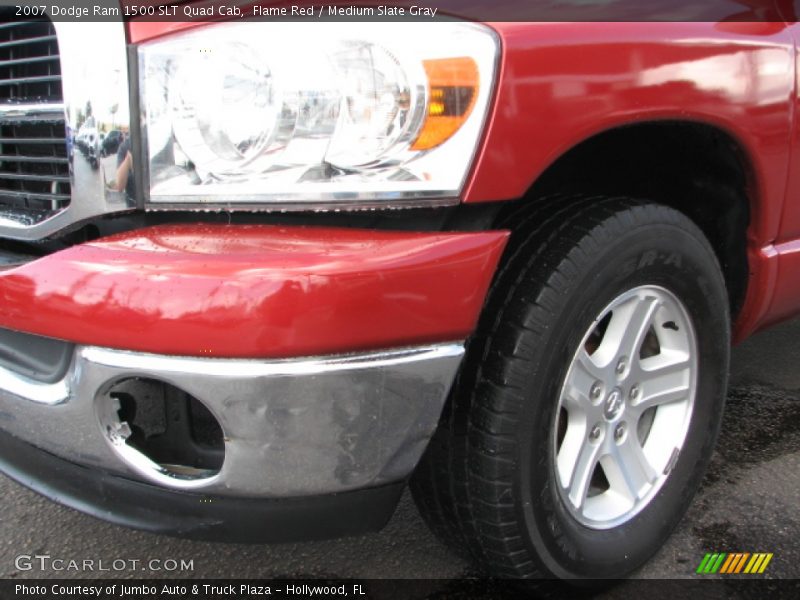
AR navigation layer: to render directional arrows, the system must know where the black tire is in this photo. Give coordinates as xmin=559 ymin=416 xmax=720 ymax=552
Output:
xmin=411 ymin=196 xmax=730 ymax=580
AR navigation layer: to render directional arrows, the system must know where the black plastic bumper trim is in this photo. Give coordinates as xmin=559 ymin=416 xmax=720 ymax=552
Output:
xmin=0 ymin=428 xmax=405 ymax=543
xmin=0 ymin=327 xmax=73 ymax=383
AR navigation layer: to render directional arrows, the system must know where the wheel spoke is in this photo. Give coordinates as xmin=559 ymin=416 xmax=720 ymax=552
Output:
xmin=596 ymin=294 xmax=660 ymax=369
xmin=561 ymin=434 xmax=602 ymax=511
xmin=563 ymin=349 xmax=603 ymax=411
xmin=577 ymin=348 xmax=605 ymax=381
xmin=604 ymin=436 xmax=657 ymax=501
xmin=632 ymin=351 xmax=692 ymax=414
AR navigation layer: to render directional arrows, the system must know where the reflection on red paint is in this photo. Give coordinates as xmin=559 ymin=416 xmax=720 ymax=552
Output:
xmin=0 ymin=225 xmax=509 ymax=358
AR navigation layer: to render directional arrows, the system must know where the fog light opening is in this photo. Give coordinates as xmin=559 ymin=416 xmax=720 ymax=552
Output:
xmin=101 ymin=378 xmax=224 ymax=483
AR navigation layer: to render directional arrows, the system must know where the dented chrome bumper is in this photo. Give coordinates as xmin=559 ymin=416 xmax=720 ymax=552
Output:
xmin=0 ymin=342 xmax=464 ymax=498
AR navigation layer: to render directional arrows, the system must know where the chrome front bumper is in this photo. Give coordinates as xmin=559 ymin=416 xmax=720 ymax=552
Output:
xmin=0 ymin=343 xmax=464 ymax=497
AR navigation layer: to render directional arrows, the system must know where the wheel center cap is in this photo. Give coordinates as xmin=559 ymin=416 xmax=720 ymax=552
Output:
xmin=604 ymin=388 xmax=625 ymax=420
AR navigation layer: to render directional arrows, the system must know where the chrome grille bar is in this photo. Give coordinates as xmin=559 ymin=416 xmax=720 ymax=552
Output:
xmin=0 ymin=137 xmax=64 ymax=144
xmin=0 ymin=34 xmax=57 ymax=50
xmin=0 ymin=55 xmax=59 ymax=68
xmin=1 ymin=172 xmax=70 ymax=182
xmin=0 ymin=74 xmax=61 ymax=87
xmin=0 ymin=154 xmax=68 ymax=164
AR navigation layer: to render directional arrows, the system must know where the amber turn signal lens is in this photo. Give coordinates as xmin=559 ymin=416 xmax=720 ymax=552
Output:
xmin=411 ymin=57 xmax=479 ymax=151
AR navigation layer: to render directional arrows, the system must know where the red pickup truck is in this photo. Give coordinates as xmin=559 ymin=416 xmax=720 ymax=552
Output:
xmin=0 ymin=1 xmax=797 ymax=582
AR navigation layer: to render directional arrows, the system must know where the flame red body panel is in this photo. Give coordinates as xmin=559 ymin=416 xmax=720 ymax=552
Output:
xmin=0 ymin=226 xmax=508 ymax=358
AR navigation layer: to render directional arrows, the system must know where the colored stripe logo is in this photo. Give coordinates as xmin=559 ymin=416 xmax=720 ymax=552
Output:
xmin=696 ymin=552 xmax=773 ymax=574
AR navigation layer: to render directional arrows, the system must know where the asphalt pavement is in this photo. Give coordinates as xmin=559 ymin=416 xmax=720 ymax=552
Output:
xmin=1 ymin=318 xmax=799 ymax=590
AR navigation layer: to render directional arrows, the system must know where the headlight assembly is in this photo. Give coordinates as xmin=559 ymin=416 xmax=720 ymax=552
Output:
xmin=139 ymin=22 xmax=498 ymax=208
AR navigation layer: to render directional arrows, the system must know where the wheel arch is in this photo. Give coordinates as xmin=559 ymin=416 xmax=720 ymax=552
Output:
xmin=494 ymin=120 xmax=757 ymax=320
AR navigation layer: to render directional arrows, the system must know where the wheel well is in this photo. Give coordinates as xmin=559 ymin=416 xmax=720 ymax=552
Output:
xmin=503 ymin=121 xmax=752 ymax=318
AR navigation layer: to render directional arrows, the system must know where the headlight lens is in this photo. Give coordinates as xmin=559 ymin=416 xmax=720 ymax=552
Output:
xmin=139 ymin=22 xmax=498 ymax=207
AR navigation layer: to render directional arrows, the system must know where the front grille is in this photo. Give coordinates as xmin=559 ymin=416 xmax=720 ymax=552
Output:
xmin=0 ymin=18 xmax=70 ymax=214
xmin=0 ymin=21 xmax=61 ymax=102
